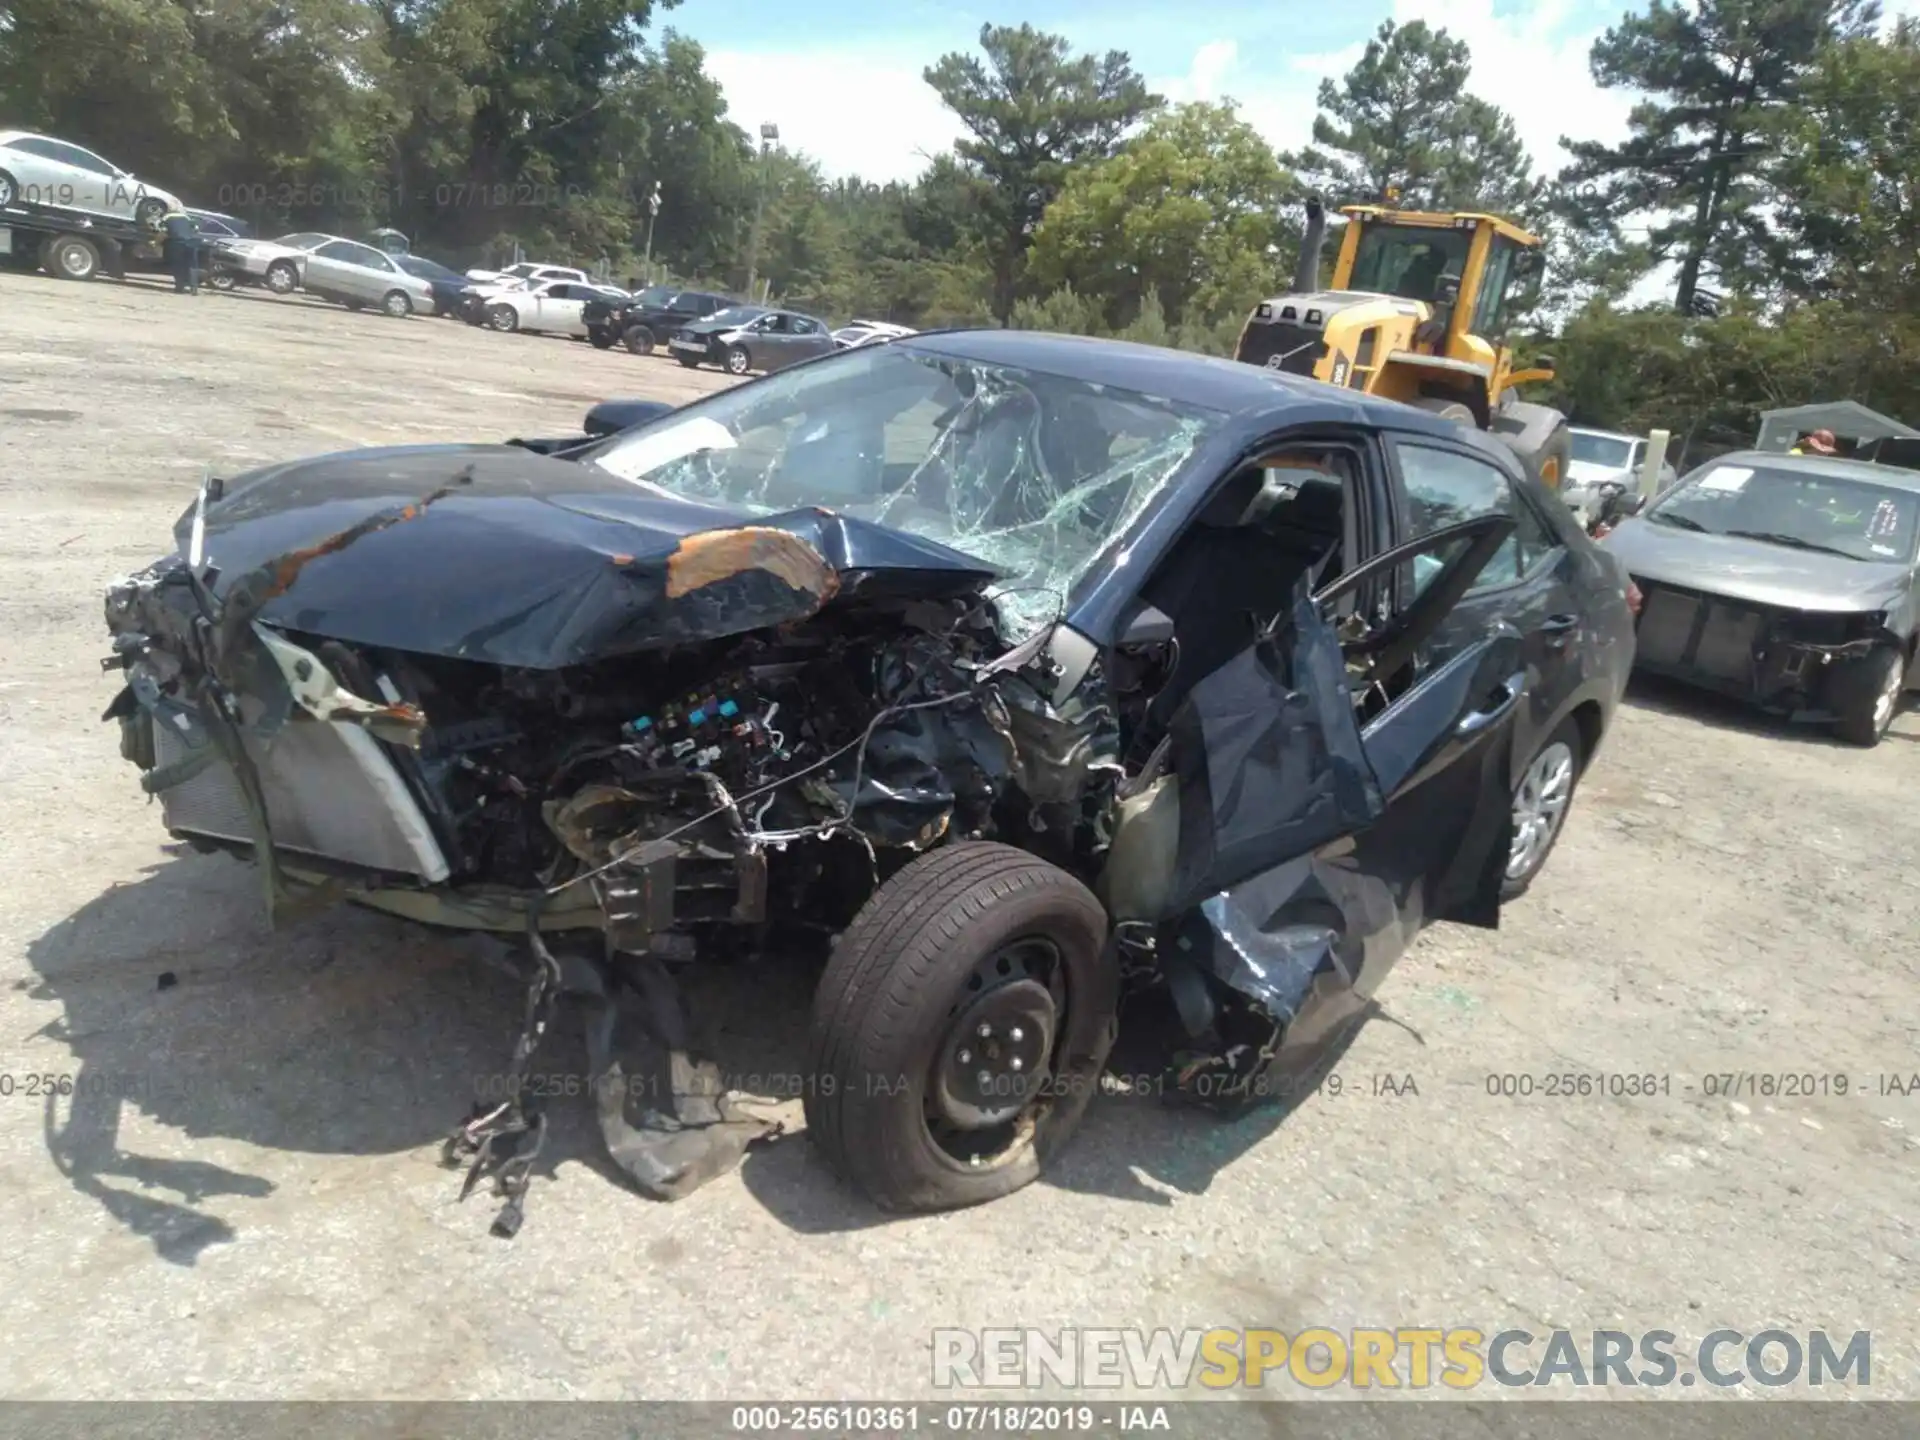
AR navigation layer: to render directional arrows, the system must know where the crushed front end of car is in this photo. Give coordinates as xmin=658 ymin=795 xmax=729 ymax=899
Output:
xmin=98 ymin=437 xmax=1173 ymax=1231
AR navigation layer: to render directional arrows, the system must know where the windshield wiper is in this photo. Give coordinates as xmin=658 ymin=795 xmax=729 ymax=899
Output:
xmin=1722 ymin=529 xmax=1861 ymax=559
xmin=1649 ymin=512 xmax=1707 ymax=532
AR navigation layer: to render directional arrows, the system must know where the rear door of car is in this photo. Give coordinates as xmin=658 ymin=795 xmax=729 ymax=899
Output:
xmin=301 ymin=239 xmax=362 ymax=299
xmin=789 ymin=316 xmax=837 ymax=363
xmin=1383 ymin=431 xmax=1588 ymax=815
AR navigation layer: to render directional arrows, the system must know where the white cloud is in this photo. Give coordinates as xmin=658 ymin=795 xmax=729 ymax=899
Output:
xmin=703 ymin=48 xmax=965 ymax=184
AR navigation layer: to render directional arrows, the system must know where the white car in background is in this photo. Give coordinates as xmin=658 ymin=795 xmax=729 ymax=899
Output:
xmin=472 ymin=278 xmax=630 ymax=335
xmin=0 ymin=131 xmax=181 ymax=227
xmin=463 ymin=261 xmax=591 ymax=287
xmin=1563 ymin=427 xmax=1680 ymax=522
xmin=833 ymin=319 xmax=917 ymax=348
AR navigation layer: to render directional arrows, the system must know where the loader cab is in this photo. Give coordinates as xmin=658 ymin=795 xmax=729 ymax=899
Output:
xmin=1330 ymin=207 xmax=1546 ymax=400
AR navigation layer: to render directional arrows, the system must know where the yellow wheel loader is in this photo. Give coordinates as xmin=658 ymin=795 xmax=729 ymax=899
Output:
xmin=1234 ymin=197 xmax=1572 ymax=492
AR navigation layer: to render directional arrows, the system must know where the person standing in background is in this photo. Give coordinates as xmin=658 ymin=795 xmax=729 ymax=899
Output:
xmin=160 ymin=207 xmax=203 ymax=294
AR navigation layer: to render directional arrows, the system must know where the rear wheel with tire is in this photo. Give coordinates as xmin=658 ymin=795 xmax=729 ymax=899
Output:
xmin=134 ymin=196 xmax=168 ymax=230
xmin=589 ymin=326 xmax=616 ymax=350
xmin=676 ymin=354 xmax=702 ymax=369
xmin=622 ymin=324 xmax=656 ymax=355
xmin=1831 ymin=646 xmax=1906 ymax=747
xmin=725 ymin=343 xmax=753 ymax=376
xmin=0 ymin=169 xmax=17 ymax=208
xmin=342 ymin=299 xmax=364 ymax=311
xmin=1503 ymin=716 xmax=1584 ymax=900
xmin=43 ymin=234 xmax=101 ymax=281
xmin=487 ymin=303 xmax=519 ymax=332
xmin=804 ymin=842 xmax=1117 ymax=1213
xmin=265 ymin=260 xmax=298 ymax=295
xmin=381 ymin=288 xmax=413 ymax=317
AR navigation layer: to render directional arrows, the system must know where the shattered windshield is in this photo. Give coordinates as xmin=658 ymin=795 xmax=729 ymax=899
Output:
xmin=1647 ymin=462 xmax=1920 ymax=563
xmin=582 ymin=344 xmax=1221 ymax=633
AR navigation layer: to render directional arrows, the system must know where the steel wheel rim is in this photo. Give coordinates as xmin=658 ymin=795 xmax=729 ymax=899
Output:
xmin=267 ymin=267 xmax=294 ymax=294
xmin=727 ymin=348 xmax=749 ymax=374
xmin=1508 ymin=739 xmax=1575 ymax=880
xmin=57 ymin=245 xmax=88 ymax=277
xmin=385 ymin=292 xmax=409 ymax=316
xmin=1873 ymin=660 xmax=1903 ymax=731
xmin=923 ymin=937 xmax=1066 ymax=1169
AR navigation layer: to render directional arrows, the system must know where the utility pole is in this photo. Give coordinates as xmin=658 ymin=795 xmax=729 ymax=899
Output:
xmin=744 ymin=122 xmax=778 ymax=300
xmin=643 ymin=181 xmax=661 ymax=282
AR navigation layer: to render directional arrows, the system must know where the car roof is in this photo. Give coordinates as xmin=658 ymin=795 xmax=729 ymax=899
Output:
xmin=1700 ymin=449 xmax=1920 ymax=495
xmin=894 ymin=329 xmax=1481 ymax=437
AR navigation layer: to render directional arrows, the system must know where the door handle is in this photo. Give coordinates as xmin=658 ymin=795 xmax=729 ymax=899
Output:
xmin=1457 ymin=670 xmax=1528 ymax=737
xmin=1540 ymin=613 xmax=1578 ymax=649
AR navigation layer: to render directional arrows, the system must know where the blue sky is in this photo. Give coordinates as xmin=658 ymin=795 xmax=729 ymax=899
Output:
xmin=668 ymin=0 xmax=1648 ymax=184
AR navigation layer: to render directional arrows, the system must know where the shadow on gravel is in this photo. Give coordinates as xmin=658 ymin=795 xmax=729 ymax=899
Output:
xmin=30 ymin=847 xmax=1358 ymax=1252
xmin=1621 ymin=671 xmax=1911 ymax=748
xmin=22 ymin=847 xmax=821 ymax=1261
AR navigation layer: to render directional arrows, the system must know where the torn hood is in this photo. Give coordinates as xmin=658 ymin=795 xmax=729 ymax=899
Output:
xmin=173 ymin=444 xmax=1002 ymax=668
xmin=1601 ymin=518 xmax=1911 ymax=613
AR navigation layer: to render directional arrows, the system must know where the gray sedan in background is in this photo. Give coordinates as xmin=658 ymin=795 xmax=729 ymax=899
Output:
xmin=298 ymin=238 xmax=436 ymax=316
xmin=1601 ymin=450 xmax=1920 ymax=745
xmin=668 ymin=306 xmax=837 ymax=374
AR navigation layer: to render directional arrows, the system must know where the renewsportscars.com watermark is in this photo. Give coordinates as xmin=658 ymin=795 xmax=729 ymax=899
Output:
xmin=931 ymin=1327 xmax=1873 ymax=1391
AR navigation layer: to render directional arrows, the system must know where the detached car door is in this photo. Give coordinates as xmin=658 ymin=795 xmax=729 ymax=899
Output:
xmin=1143 ymin=512 xmax=1521 ymax=1085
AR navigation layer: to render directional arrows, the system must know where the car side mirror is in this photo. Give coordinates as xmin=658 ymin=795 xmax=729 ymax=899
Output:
xmin=1591 ymin=489 xmax=1646 ymax=534
xmin=1119 ymin=603 xmax=1176 ymax=649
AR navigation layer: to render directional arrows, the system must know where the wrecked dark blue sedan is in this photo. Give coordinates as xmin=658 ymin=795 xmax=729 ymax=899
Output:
xmin=100 ymin=330 xmax=1635 ymax=1231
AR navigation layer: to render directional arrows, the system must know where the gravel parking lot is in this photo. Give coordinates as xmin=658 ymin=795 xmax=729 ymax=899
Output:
xmin=1 ymin=272 xmax=1915 ymax=1402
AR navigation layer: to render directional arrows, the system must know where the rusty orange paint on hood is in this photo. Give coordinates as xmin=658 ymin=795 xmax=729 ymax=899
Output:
xmin=664 ymin=526 xmax=840 ymax=604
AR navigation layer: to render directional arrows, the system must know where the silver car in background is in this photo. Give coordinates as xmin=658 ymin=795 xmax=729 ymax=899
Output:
xmin=0 ymin=130 xmax=181 ymax=227
xmin=1600 ymin=451 xmax=1920 ymax=746
xmin=297 ymin=237 xmax=435 ymax=316
xmin=218 ymin=232 xmax=337 ymax=294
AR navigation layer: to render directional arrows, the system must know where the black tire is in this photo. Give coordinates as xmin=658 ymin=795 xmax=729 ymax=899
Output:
xmin=380 ymin=288 xmax=413 ymax=317
xmin=1830 ymin=646 xmax=1906 ymax=747
xmin=622 ymin=323 xmax=656 ymax=355
xmin=206 ymin=265 xmax=236 ymax=291
xmin=134 ymin=196 xmax=168 ymax=230
xmin=44 ymin=234 xmax=100 ymax=282
xmin=342 ymin=298 xmax=364 ymax=311
xmin=676 ymin=355 xmax=702 ymax=369
xmin=0 ymin=169 xmax=17 ymax=209
xmin=1502 ymin=715 xmax=1584 ymax=900
xmin=804 ymin=842 xmax=1117 ymax=1213
xmin=487 ymin=303 xmax=519 ymax=332
xmin=589 ymin=326 xmax=616 ymax=349
xmin=725 ymin=343 xmax=753 ymax=376
xmin=265 ymin=260 xmax=298 ymax=295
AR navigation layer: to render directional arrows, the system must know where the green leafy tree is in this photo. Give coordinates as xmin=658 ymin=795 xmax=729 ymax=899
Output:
xmin=1288 ymin=20 xmax=1543 ymax=219
xmin=1766 ymin=18 xmax=1920 ymax=308
xmin=1028 ymin=101 xmax=1296 ymax=333
xmin=924 ymin=23 xmax=1159 ymax=320
xmin=1559 ymin=0 xmax=1881 ymax=314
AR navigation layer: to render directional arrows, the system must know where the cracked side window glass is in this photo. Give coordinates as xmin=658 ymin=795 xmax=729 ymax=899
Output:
xmin=586 ymin=347 xmax=1223 ymax=635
